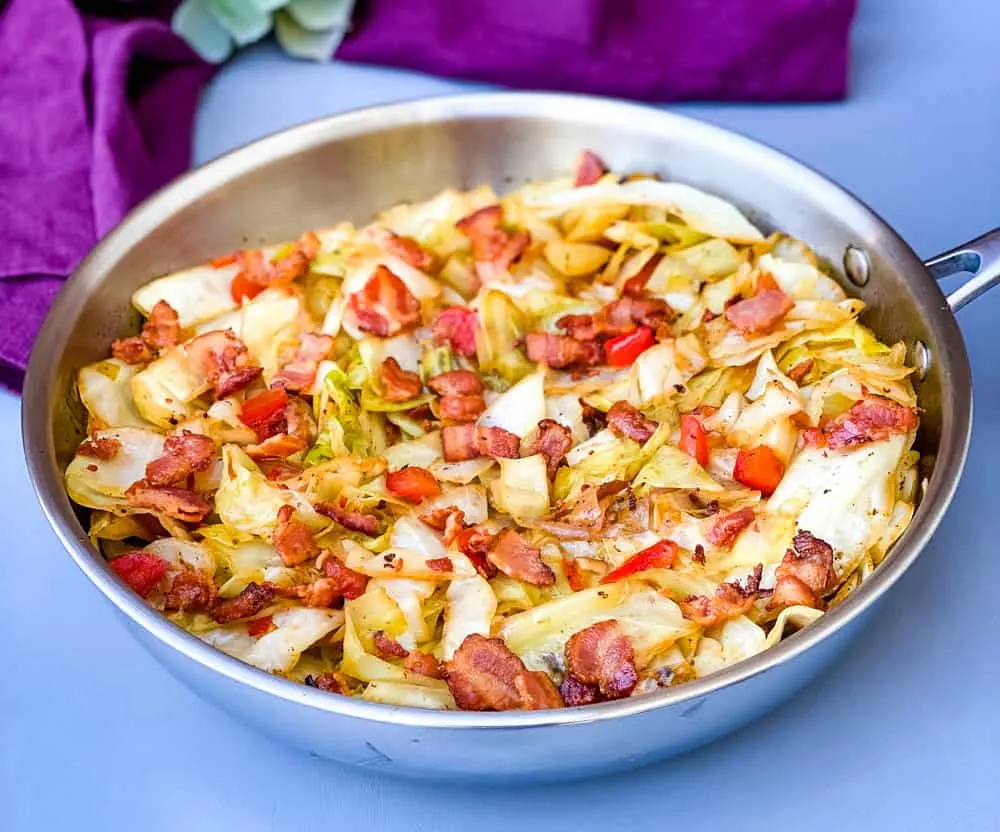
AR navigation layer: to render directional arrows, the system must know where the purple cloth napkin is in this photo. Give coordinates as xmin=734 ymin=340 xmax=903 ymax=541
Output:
xmin=339 ymin=0 xmax=856 ymax=102
xmin=0 ymin=0 xmax=855 ymax=392
xmin=0 ymin=0 xmax=212 ymax=390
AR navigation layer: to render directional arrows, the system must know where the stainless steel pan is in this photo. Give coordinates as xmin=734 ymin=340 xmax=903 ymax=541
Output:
xmin=22 ymin=93 xmax=1000 ymax=783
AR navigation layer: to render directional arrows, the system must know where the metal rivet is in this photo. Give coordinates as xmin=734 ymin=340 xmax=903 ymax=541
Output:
xmin=844 ymin=246 xmax=870 ymax=286
xmin=912 ymin=340 xmax=931 ymax=381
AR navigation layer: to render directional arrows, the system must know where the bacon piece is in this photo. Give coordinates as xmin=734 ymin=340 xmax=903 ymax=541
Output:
xmin=769 ymin=530 xmax=835 ymax=610
xmin=427 ymin=370 xmax=482 ymax=397
xmin=348 ymin=264 xmax=421 ymax=337
xmin=272 ymin=505 xmax=319 ymax=566
xmin=573 ymin=150 xmax=607 ymax=187
xmin=488 ymin=529 xmax=555 ymax=586
xmin=141 ymin=300 xmax=181 ymax=351
xmin=822 ymin=395 xmax=919 ymax=450
xmin=622 ymin=253 xmax=664 ymax=298
xmin=315 ymin=501 xmax=380 ymax=536
xmin=421 ymin=506 xmax=466 ymax=546
xmin=441 ymin=423 xmax=480 ymax=462
xmin=212 ymin=581 xmax=275 ymax=623
xmin=801 ymin=427 xmax=826 ymax=448
xmin=456 ymin=205 xmax=529 ymax=281
xmin=111 ymin=336 xmax=153 ymax=365
xmin=606 ymin=401 xmax=657 ymax=444
xmin=108 ymin=552 xmax=169 ymax=598
xmin=531 ymin=418 xmax=572 ymax=478
xmin=246 ymin=615 xmax=275 ymax=638
xmin=78 ymin=437 xmax=121 ymax=460
xmin=260 ymin=460 xmax=304 ymax=481
xmin=432 ymin=423 xmax=516 ymax=461
xmin=240 ymin=387 xmax=289 ymax=441
xmin=379 ymin=229 xmax=433 ymax=270
xmin=426 ymin=556 xmax=454 ymax=572
xmin=445 ymin=634 xmax=562 ymax=711
xmin=305 ymin=672 xmax=346 ymax=694
xmin=373 ymin=630 xmax=409 ymax=659
xmin=437 ymin=394 xmax=485 ymax=422
xmin=564 ymin=620 xmax=638 ymax=700
xmin=125 ymin=483 xmax=211 ymax=523
xmin=215 ymin=366 xmax=263 ymax=398
xmin=162 ymin=568 xmax=217 ymax=612
xmin=272 ymin=332 xmax=334 ymax=392
xmin=245 ymin=433 xmax=307 ymax=460
xmin=455 ymin=526 xmax=498 ymax=579
xmin=679 ymin=564 xmax=763 ymax=628
xmin=145 ymin=431 xmax=215 ymax=487
xmin=787 ymin=359 xmax=814 ymax=384
xmin=557 ymin=295 xmax=672 ymax=341
xmin=185 ymin=330 xmax=261 ymax=398
xmin=581 ymin=400 xmax=606 ymax=435
xmin=476 ymin=425 xmax=521 ymax=459
xmin=286 ymin=577 xmax=340 ymax=608
xmin=724 ymin=289 xmax=794 ymax=334
xmin=560 ymin=674 xmax=600 ymax=706
xmin=432 ymin=306 xmax=479 ymax=356
xmin=706 ymin=507 xmax=755 ymax=549
xmin=380 ymin=357 xmax=422 ymax=402
xmin=515 ymin=670 xmax=565 ymax=709
xmin=319 ymin=553 xmax=368 ymax=600
xmin=405 ymin=651 xmax=443 ymax=679
xmin=525 ymin=333 xmax=603 ymax=369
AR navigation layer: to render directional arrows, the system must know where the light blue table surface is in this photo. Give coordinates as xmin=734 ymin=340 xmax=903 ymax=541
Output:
xmin=5 ymin=0 xmax=1000 ymax=828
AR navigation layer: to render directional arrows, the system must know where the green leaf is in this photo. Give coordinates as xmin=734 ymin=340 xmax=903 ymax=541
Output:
xmin=274 ymin=9 xmax=349 ymax=61
xmin=207 ymin=0 xmax=272 ymax=46
xmin=286 ymin=0 xmax=355 ymax=32
xmin=172 ymin=0 xmax=234 ymax=63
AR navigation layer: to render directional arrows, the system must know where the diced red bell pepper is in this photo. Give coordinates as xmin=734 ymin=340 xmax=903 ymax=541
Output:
xmin=211 ymin=252 xmax=239 ymax=269
xmin=601 ymin=540 xmax=678 ymax=584
xmin=109 ymin=552 xmax=170 ymax=598
xmin=604 ymin=326 xmax=655 ymax=366
xmin=733 ymin=445 xmax=785 ymax=496
xmin=679 ymin=414 xmax=709 ymax=467
xmin=231 ymin=272 xmax=267 ymax=303
xmin=239 ymin=387 xmax=288 ymax=439
xmin=247 ymin=615 xmax=275 ymax=638
xmin=385 ymin=467 xmax=442 ymax=504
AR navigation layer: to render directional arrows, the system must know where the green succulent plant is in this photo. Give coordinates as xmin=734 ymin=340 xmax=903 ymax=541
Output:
xmin=172 ymin=0 xmax=356 ymax=63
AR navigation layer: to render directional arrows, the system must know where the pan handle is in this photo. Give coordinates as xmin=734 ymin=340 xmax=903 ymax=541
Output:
xmin=924 ymin=227 xmax=1000 ymax=312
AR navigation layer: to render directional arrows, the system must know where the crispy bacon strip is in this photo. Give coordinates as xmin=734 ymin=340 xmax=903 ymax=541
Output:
xmin=272 ymin=504 xmax=319 ymax=566
xmin=706 ymin=507 xmax=755 ymax=549
xmin=768 ymin=530 xmax=835 ymax=610
xmin=438 ymin=394 xmax=486 ymax=422
xmin=110 ymin=336 xmax=153 ymax=365
xmin=272 ymin=332 xmax=335 ymax=392
xmin=245 ymin=433 xmax=307 ymax=460
xmin=348 ymin=264 xmax=421 ymax=337
xmin=573 ymin=150 xmax=607 ymax=187
xmin=427 ymin=370 xmax=482 ymax=397
xmin=125 ymin=483 xmax=211 ymax=523
xmin=622 ymin=253 xmax=665 ymax=298
xmin=373 ymin=630 xmax=409 ymax=659
xmin=525 ymin=333 xmax=603 ymax=369
xmin=315 ymin=501 xmax=380 ymax=536
xmin=318 ymin=552 xmax=368 ymax=600
xmin=432 ymin=306 xmax=478 ymax=356
xmin=679 ymin=564 xmax=763 ymax=628
xmin=145 ymin=431 xmax=215 ymax=487
xmin=445 ymin=634 xmax=563 ymax=711
xmin=405 ymin=651 xmax=443 ymax=679
xmin=162 ymin=568 xmax=217 ymax=612
xmin=455 ymin=526 xmax=498 ymax=579
xmin=380 ymin=357 xmax=422 ymax=402
xmin=374 ymin=228 xmax=433 ymax=270
xmin=557 ymin=295 xmax=672 ymax=341
xmin=78 ymin=437 xmax=121 ymax=460
xmin=724 ymin=289 xmax=794 ymax=333
xmin=822 ymin=395 xmax=918 ymax=450
xmin=440 ymin=423 xmax=521 ymax=462
xmin=606 ymin=401 xmax=657 ymax=444
xmin=212 ymin=581 xmax=275 ymax=624
xmin=186 ymin=330 xmax=261 ymax=398
xmin=141 ymin=300 xmax=181 ymax=351
xmin=420 ymin=506 xmax=466 ymax=546
xmin=564 ymin=620 xmax=638 ymax=700
xmin=456 ymin=205 xmax=529 ymax=282
xmin=488 ymin=529 xmax=555 ymax=586
xmin=305 ymin=672 xmax=346 ymax=694
xmin=531 ymin=419 xmax=573 ymax=478
xmin=560 ymin=673 xmax=600 ymax=706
